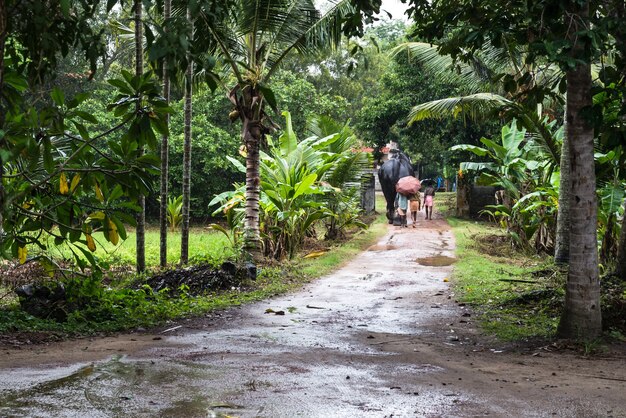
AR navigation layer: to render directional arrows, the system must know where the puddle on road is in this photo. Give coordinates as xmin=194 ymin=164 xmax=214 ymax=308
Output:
xmin=0 ymin=355 xmax=224 ymax=417
xmin=367 ymin=244 xmax=397 ymax=251
xmin=415 ymin=255 xmax=457 ymax=266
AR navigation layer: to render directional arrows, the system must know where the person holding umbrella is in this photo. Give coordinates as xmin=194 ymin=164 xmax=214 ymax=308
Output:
xmin=395 ymin=176 xmax=421 ymax=228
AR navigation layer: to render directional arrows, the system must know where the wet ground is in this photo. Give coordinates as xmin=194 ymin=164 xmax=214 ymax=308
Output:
xmin=1 ymin=215 xmax=625 ymax=417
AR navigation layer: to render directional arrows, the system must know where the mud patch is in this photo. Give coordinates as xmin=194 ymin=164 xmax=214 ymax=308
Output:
xmin=143 ymin=262 xmax=247 ymax=296
xmin=415 ymin=256 xmax=457 ymax=266
xmin=367 ymin=244 xmax=397 ymax=251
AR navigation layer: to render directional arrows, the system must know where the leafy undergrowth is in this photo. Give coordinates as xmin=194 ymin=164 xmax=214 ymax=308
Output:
xmin=448 ymin=217 xmax=564 ymax=342
xmin=0 ymin=210 xmax=388 ymax=344
xmin=600 ymin=273 xmax=626 ymax=337
xmin=449 ymin=217 xmax=626 ymax=343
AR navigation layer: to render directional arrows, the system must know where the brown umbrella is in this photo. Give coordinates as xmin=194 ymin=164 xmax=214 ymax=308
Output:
xmin=395 ymin=176 xmax=421 ymax=195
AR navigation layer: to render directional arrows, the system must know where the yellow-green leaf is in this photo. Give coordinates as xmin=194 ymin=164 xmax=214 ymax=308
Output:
xmin=89 ymin=211 xmax=106 ymax=220
xmin=59 ymin=172 xmax=69 ymax=195
xmin=95 ymin=183 xmax=104 ymax=202
xmin=18 ymin=246 xmax=27 ymax=264
xmin=108 ymin=219 xmax=119 ymax=245
xmin=86 ymin=234 xmax=96 ymax=252
xmin=70 ymin=174 xmax=81 ymax=192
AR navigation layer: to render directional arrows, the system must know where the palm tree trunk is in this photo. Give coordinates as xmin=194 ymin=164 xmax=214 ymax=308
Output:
xmin=242 ymin=115 xmax=262 ymax=260
xmin=159 ymin=0 xmax=171 ymax=269
xmin=554 ymin=111 xmax=570 ymax=264
xmin=134 ymin=0 xmax=146 ymax=273
xmin=180 ymin=7 xmax=193 ymax=265
xmin=557 ymin=0 xmax=602 ymax=339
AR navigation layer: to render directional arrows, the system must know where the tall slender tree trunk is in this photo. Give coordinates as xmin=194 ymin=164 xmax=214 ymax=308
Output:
xmin=180 ymin=8 xmax=193 ymax=265
xmin=616 ymin=210 xmax=626 ymax=279
xmin=230 ymin=84 xmax=263 ymax=261
xmin=554 ymin=109 xmax=571 ymax=264
xmin=134 ymin=0 xmax=146 ymax=273
xmin=0 ymin=0 xmax=6 ymax=238
xmin=557 ymin=0 xmax=602 ymax=339
xmin=159 ymin=0 xmax=171 ymax=268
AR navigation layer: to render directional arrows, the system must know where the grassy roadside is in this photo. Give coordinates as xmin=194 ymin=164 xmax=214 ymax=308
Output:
xmin=447 ymin=216 xmax=564 ymax=342
xmin=0 ymin=197 xmax=389 ymax=338
xmin=41 ymin=227 xmax=235 ymax=267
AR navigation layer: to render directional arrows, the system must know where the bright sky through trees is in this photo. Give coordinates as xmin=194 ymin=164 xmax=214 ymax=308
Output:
xmin=379 ymin=0 xmax=408 ymax=21
xmin=316 ymin=0 xmax=408 ymax=21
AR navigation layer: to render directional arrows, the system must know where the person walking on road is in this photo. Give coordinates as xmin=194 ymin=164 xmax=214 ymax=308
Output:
xmin=423 ymin=184 xmax=435 ymax=220
xmin=409 ymin=192 xmax=421 ymax=227
xmin=394 ymin=193 xmax=408 ymax=227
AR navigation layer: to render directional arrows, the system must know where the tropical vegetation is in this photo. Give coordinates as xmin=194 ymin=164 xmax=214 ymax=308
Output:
xmin=0 ymin=0 xmax=624 ymax=344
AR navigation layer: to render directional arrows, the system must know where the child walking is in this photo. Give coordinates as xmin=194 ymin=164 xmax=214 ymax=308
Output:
xmin=409 ymin=192 xmax=421 ymax=227
xmin=423 ymin=184 xmax=435 ymax=220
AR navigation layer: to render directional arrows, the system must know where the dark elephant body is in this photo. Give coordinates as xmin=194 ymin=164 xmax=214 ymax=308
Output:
xmin=378 ymin=150 xmax=415 ymax=223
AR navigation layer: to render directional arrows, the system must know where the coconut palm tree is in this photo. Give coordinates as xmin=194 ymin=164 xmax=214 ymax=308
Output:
xmin=194 ymin=0 xmax=356 ymax=260
xmin=392 ymin=42 xmax=563 ymax=165
xmin=557 ymin=0 xmax=602 ymax=338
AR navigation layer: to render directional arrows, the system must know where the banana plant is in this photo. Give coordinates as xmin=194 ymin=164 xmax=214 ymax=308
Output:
xmin=596 ymin=148 xmax=626 ymax=265
xmin=259 ymin=112 xmax=332 ymax=259
xmin=452 ymin=120 xmax=559 ymax=252
xmin=166 ymin=195 xmax=183 ymax=232
xmin=306 ymin=115 xmax=372 ymax=239
xmin=211 ymin=111 xmax=370 ymax=259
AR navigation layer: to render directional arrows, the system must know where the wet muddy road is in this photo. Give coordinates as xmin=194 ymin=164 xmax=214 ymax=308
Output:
xmin=1 ymin=218 xmax=625 ymax=417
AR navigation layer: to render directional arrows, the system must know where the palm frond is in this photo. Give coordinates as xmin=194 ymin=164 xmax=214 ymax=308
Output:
xmin=266 ymin=0 xmax=353 ymax=79
xmin=407 ymin=93 xmax=512 ymax=125
xmin=390 ymin=42 xmax=492 ymax=93
xmin=325 ymin=150 xmax=372 ymax=187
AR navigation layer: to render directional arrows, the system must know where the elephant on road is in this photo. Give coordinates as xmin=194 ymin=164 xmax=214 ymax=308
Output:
xmin=378 ymin=150 xmax=415 ymax=224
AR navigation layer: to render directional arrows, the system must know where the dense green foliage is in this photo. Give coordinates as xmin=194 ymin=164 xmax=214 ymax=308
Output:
xmin=355 ymin=41 xmax=498 ymax=180
xmin=453 ymin=120 xmax=562 ymax=253
xmin=211 ymin=112 xmax=371 ymax=260
xmin=2 ymin=0 xmax=625 ymax=341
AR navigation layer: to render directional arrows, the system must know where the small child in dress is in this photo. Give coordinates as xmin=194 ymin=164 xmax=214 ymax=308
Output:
xmin=423 ymin=184 xmax=435 ymax=220
xmin=409 ymin=192 xmax=421 ymax=227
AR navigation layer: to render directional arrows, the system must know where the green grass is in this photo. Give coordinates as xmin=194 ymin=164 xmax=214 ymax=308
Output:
xmin=436 ymin=191 xmax=456 ymax=216
xmin=448 ymin=217 xmax=564 ymax=342
xmin=42 ymin=227 xmax=234 ymax=268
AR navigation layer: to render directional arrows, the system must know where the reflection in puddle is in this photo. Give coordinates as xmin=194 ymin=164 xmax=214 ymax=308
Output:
xmin=415 ymin=256 xmax=457 ymax=266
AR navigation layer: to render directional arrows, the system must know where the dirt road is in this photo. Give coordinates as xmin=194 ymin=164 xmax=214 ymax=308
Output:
xmin=1 ymin=217 xmax=625 ymax=417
